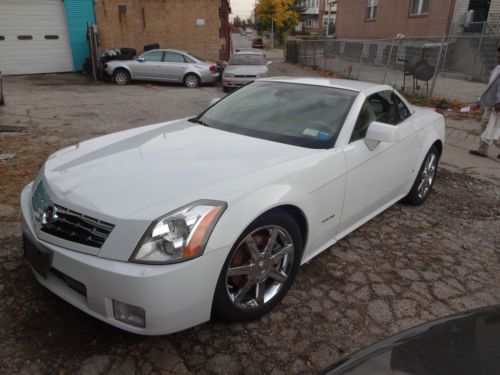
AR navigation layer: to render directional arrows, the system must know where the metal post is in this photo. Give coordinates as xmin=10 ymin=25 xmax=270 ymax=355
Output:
xmin=428 ymin=34 xmax=447 ymax=100
xmin=474 ymin=22 xmax=486 ymax=66
xmin=326 ymin=3 xmax=332 ymax=35
xmin=356 ymin=43 xmax=366 ymax=80
xmin=272 ymin=16 xmax=275 ymax=48
xmin=382 ymin=39 xmax=395 ymax=83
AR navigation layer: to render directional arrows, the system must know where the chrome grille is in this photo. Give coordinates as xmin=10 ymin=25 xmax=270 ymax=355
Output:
xmin=41 ymin=204 xmax=114 ymax=248
xmin=32 ymin=181 xmax=114 ymax=248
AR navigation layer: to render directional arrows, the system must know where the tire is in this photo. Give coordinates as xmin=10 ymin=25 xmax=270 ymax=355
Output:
xmin=120 ymin=48 xmax=137 ymax=56
xmin=113 ymin=69 xmax=131 ymax=85
xmin=143 ymin=43 xmax=160 ymax=51
xmin=402 ymin=146 xmax=440 ymax=206
xmin=212 ymin=209 xmax=303 ymax=322
xmin=183 ymin=73 xmax=200 ymax=88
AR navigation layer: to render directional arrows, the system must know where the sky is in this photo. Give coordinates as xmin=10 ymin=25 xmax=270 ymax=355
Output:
xmin=230 ymin=0 xmax=255 ymax=20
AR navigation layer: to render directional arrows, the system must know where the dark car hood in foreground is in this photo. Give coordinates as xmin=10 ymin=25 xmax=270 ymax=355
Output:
xmin=321 ymin=305 xmax=500 ymax=375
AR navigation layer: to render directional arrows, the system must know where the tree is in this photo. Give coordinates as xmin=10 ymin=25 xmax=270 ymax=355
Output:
xmin=255 ymin=0 xmax=300 ymax=33
xmin=233 ymin=16 xmax=242 ymax=27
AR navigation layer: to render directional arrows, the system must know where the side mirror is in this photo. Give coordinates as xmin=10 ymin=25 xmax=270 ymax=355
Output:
xmin=209 ymin=98 xmax=221 ymax=107
xmin=364 ymin=121 xmax=400 ymax=150
xmin=137 ymin=57 xmax=145 ymax=63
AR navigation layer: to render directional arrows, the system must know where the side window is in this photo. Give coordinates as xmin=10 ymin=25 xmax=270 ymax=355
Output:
xmin=142 ymin=51 xmax=164 ymax=62
xmin=184 ymin=55 xmax=196 ymax=63
xmin=164 ymin=52 xmax=186 ymax=63
xmin=351 ymin=100 xmax=377 ymax=142
xmin=393 ymin=93 xmax=412 ymax=122
xmin=350 ymin=91 xmax=399 ymax=143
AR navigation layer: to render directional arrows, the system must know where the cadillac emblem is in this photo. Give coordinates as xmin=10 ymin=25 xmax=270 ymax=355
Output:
xmin=41 ymin=205 xmax=59 ymax=226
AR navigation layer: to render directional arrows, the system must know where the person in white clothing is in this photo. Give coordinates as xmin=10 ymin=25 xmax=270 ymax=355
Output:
xmin=470 ymin=47 xmax=500 ymax=159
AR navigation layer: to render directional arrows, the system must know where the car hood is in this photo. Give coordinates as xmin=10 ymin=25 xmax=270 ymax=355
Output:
xmin=224 ymin=65 xmax=268 ymax=75
xmin=42 ymin=119 xmax=316 ymax=218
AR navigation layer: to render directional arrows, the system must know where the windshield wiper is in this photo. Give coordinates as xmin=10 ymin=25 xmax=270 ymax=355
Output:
xmin=188 ymin=117 xmax=209 ymax=127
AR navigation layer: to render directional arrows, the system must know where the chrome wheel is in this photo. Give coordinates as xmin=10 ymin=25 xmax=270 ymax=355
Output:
xmin=184 ymin=74 xmax=199 ymax=88
xmin=417 ymin=152 xmax=437 ymax=199
xmin=225 ymin=226 xmax=294 ymax=310
xmin=114 ymin=71 xmax=129 ymax=85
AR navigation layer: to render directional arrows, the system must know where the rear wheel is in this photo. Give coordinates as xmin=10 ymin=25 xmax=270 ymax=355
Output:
xmin=184 ymin=73 xmax=200 ymax=88
xmin=113 ymin=69 xmax=130 ymax=85
xmin=212 ymin=210 xmax=302 ymax=322
xmin=402 ymin=146 xmax=439 ymax=205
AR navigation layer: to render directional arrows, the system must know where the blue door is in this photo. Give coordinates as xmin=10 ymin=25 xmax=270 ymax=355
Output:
xmin=64 ymin=0 xmax=96 ymax=71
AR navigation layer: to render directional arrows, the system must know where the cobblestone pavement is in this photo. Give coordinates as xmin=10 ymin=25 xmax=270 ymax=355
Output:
xmin=1 ymin=69 xmax=500 ymax=374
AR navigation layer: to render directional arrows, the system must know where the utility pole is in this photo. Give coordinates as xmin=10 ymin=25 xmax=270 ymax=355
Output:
xmin=271 ymin=15 xmax=274 ymax=48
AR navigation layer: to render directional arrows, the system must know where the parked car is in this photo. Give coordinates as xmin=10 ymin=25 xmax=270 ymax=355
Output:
xmin=321 ymin=305 xmax=500 ymax=374
xmin=21 ymin=78 xmax=444 ymax=335
xmin=222 ymin=52 xmax=271 ymax=92
xmin=252 ymin=38 xmax=264 ymax=48
xmin=104 ymin=49 xmax=219 ymax=87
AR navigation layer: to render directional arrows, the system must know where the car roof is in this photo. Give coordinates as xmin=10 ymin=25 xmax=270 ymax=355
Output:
xmin=146 ymin=48 xmax=189 ymax=55
xmin=260 ymin=77 xmax=390 ymax=93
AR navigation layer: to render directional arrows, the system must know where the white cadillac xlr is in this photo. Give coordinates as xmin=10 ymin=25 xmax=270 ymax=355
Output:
xmin=21 ymin=78 xmax=444 ymax=335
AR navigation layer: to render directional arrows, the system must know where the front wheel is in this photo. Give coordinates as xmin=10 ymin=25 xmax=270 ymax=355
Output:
xmin=212 ymin=210 xmax=303 ymax=322
xmin=113 ymin=69 xmax=130 ymax=85
xmin=403 ymin=146 xmax=440 ymax=205
xmin=184 ymin=73 xmax=200 ymax=88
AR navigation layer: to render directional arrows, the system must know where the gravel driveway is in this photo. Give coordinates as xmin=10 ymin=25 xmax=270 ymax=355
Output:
xmin=1 ymin=72 xmax=499 ymax=374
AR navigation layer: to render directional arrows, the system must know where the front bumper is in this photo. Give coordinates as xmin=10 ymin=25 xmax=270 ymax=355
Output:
xmin=20 ymin=184 xmax=229 ymax=335
xmin=222 ymin=77 xmax=256 ymax=89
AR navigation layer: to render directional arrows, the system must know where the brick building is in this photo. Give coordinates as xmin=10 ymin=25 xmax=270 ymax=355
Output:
xmin=336 ymin=0 xmax=500 ymax=39
xmin=336 ymin=0 xmax=456 ymax=39
xmin=94 ymin=0 xmax=231 ymax=61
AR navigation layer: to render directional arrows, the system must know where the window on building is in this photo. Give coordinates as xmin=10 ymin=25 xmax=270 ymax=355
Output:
xmin=322 ymin=15 xmax=336 ymax=27
xmin=366 ymin=0 xmax=377 ymax=20
xmin=410 ymin=0 xmax=429 ymax=16
xmin=305 ymin=19 xmax=319 ymax=28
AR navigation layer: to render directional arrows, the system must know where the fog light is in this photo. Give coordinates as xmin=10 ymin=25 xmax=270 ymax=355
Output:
xmin=113 ymin=300 xmax=145 ymax=328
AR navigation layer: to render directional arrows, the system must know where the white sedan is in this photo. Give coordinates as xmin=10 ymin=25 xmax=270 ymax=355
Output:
xmin=21 ymin=78 xmax=444 ymax=335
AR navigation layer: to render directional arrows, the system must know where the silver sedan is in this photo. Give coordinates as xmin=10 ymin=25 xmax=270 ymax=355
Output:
xmin=105 ymin=49 xmax=219 ymax=88
xmin=222 ymin=52 xmax=271 ymax=92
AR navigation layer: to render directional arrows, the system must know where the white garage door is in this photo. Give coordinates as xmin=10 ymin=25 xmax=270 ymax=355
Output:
xmin=0 ymin=0 xmax=74 ymax=75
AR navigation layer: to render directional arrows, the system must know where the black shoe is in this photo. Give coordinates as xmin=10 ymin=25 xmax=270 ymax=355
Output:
xmin=469 ymin=150 xmax=487 ymax=157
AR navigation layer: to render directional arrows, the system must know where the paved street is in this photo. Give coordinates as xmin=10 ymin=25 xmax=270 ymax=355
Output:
xmin=1 ymin=33 xmax=500 ymax=374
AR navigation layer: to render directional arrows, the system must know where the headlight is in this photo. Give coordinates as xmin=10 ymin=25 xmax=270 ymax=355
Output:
xmin=256 ymin=73 xmax=268 ymax=78
xmin=224 ymin=73 xmax=235 ymax=78
xmin=131 ymin=200 xmax=226 ymax=264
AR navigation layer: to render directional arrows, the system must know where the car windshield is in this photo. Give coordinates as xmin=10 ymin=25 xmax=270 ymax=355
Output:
xmin=229 ymin=54 xmax=266 ymax=65
xmin=198 ymin=81 xmax=357 ymax=148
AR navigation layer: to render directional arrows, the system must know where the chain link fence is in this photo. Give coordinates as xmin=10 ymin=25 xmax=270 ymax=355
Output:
xmin=286 ymin=32 xmax=500 ymax=102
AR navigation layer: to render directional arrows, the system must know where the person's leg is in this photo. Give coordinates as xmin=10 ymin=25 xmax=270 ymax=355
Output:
xmin=470 ymin=108 xmax=492 ymax=157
